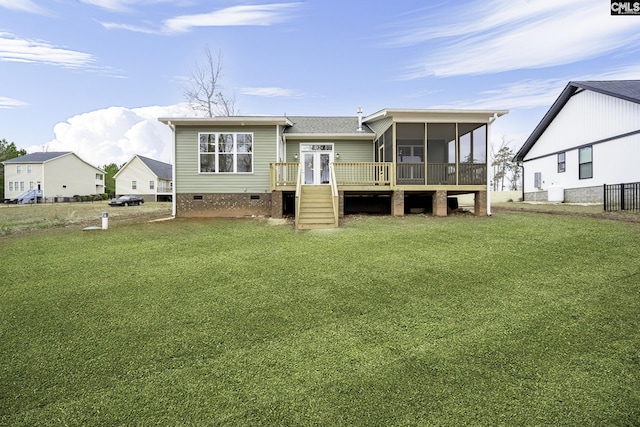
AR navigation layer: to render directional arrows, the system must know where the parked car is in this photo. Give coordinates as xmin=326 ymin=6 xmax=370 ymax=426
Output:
xmin=108 ymin=195 xmax=144 ymax=206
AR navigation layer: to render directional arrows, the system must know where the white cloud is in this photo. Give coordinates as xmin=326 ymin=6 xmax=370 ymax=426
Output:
xmin=99 ymin=21 xmax=159 ymax=34
xmin=162 ymin=3 xmax=301 ymax=33
xmin=0 ymin=96 xmax=29 ymax=108
xmin=0 ymin=0 xmax=49 ymax=14
xmin=31 ymin=104 xmax=197 ymax=167
xmin=0 ymin=32 xmax=94 ymax=68
xmin=240 ymin=86 xmax=307 ymax=98
xmin=391 ymin=0 xmax=640 ymax=78
xmin=80 ymin=0 xmax=176 ymax=13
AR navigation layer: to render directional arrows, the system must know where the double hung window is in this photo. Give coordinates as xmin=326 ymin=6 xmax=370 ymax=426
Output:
xmin=579 ymin=146 xmax=592 ymax=179
xmin=557 ymin=152 xmax=566 ymax=173
xmin=199 ymin=133 xmax=253 ymax=173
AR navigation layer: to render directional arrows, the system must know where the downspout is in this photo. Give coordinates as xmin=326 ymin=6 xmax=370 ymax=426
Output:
xmin=168 ymin=121 xmax=177 ymax=217
xmin=519 ymin=162 xmax=525 ymax=202
xmin=487 ymin=113 xmax=498 ymax=216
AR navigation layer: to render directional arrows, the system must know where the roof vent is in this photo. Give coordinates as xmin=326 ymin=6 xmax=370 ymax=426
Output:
xmin=357 ymin=107 xmax=363 ymax=132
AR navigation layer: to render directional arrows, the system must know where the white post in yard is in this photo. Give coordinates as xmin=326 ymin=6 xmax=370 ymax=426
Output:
xmin=102 ymin=212 xmax=108 ymax=230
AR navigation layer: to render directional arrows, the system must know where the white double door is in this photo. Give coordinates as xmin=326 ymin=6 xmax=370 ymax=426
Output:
xmin=302 ymin=149 xmax=333 ymax=185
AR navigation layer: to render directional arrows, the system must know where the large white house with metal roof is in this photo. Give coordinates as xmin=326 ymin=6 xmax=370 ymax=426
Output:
xmin=2 ymin=152 xmax=105 ymax=203
xmin=514 ymin=80 xmax=640 ymax=203
xmin=160 ymin=108 xmax=508 ymax=229
xmin=114 ymin=155 xmax=173 ymax=202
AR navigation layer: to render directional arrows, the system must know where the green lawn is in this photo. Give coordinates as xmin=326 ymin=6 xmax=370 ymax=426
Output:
xmin=1 ymin=213 xmax=639 ymax=426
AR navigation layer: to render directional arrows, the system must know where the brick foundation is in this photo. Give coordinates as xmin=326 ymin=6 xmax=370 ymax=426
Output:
xmin=433 ymin=190 xmax=448 ymax=216
xmin=392 ymin=190 xmax=404 ymax=216
xmin=176 ymin=193 xmax=272 ymax=218
xmin=271 ymin=191 xmax=283 ymax=219
xmin=474 ymin=190 xmax=487 ymax=216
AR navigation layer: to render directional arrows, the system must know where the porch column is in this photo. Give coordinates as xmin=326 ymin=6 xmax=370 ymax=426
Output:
xmin=392 ymin=190 xmax=404 ymax=216
xmin=432 ymin=190 xmax=448 ymax=217
xmin=271 ymin=190 xmax=283 ymax=219
xmin=474 ymin=190 xmax=488 ymax=216
xmin=338 ymin=190 xmax=345 ymax=218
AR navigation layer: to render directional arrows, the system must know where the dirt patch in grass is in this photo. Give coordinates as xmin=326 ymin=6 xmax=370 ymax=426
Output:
xmin=492 ymin=201 xmax=640 ymax=223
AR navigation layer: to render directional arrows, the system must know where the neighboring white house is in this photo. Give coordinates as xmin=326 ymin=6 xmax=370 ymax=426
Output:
xmin=2 ymin=152 xmax=105 ymax=203
xmin=114 ymin=155 xmax=172 ymax=202
xmin=514 ymin=80 xmax=640 ymax=203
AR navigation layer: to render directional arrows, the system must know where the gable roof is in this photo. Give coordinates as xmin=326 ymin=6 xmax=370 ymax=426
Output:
xmin=284 ymin=116 xmax=373 ymax=135
xmin=514 ymin=80 xmax=640 ymax=161
xmin=2 ymin=151 xmax=104 ymax=172
xmin=282 ymin=116 xmax=375 ymax=141
xmin=2 ymin=151 xmax=71 ymax=164
xmin=137 ymin=155 xmax=172 ymax=180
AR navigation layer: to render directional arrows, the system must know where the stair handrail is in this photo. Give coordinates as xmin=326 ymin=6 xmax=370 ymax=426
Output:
xmin=294 ymin=162 xmax=303 ymax=226
xmin=329 ymin=163 xmax=339 ymax=226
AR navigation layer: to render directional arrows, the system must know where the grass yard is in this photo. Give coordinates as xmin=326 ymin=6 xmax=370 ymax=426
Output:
xmin=1 ymin=211 xmax=639 ymax=425
xmin=0 ymin=201 xmax=171 ymax=236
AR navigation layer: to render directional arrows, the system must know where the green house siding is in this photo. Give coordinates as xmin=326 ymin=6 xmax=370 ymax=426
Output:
xmin=175 ymin=125 xmax=278 ymax=193
xmin=285 ymin=139 xmax=374 ymax=163
xmin=366 ymin=117 xmax=393 ymax=139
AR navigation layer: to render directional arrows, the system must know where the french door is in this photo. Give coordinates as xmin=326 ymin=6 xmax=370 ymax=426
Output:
xmin=301 ymin=144 xmax=333 ymax=185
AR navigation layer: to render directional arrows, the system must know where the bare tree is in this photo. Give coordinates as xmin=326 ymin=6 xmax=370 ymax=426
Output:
xmin=490 ymin=136 xmax=518 ymax=191
xmin=183 ymin=45 xmax=236 ymax=117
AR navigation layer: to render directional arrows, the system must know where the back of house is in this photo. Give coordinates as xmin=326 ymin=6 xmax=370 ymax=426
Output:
xmin=160 ymin=108 xmax=507 ymax=228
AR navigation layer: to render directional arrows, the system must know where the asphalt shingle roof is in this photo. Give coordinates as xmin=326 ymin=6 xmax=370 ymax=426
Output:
xmin=137 ymin=155 xmax=172 ymax=180
xmin=3 ymin=152 xmax=70 ymax=163
xmin=284 ymin=116 xmax=373 ymax=134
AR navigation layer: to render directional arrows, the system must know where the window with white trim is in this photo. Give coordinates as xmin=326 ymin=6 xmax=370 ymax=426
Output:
xmin=16 ymin=165 xmax=21 ymax=174
xmin=199 ymin=133 xmax=253 ymax=173
xmin=9 ymin=182 xmax=13 ymax=191
xmin=27 ymin=165 xmax=32 ymax=173
xmin=150 ymin=180 xmax=155 ymax=190
xmin=132 ymin=180 xmax=137 ymax=190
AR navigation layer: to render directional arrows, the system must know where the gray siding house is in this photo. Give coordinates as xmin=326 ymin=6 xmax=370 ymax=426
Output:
xmin=160 ymin=108 xmax=507 ymax=229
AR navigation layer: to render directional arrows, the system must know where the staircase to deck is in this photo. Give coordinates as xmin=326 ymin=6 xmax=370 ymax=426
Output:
xmin=296 ymin=185 xmax=338 ymax=230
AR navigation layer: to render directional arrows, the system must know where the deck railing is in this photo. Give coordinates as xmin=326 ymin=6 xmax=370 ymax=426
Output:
xmin=270 ymin=162 xmax=299 ymax=190
xmin=458 ymin=163 xmax=487 ymax=185
xmin=270 ymin=161 xmax=487 ymax=188
xmin=333 ymin=162 xmax=392 ymax=186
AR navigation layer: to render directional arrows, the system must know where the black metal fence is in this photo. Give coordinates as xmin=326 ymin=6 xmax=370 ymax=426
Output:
xmin=604 ymin=182 xmax=640 ymax=212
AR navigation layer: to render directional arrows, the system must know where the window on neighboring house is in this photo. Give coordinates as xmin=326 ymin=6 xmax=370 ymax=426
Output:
xmin=9 ymin=182 xmax=13 ymax=191
xmin=132 ymin=180 xmax=137 ymax=190
xmin=579 ymin=146 xmax=593 ymax=179
xmin=534 ymin=172 xmax=542 ymax=189
xmin=16 ymin=165 xmax=21 ymax=174
xmin=27 ymin=165 xmax=32 ymax=173
xmin=19 ymin=182 xmax=24 ymax=191
xmin=30 ymin=182 xmax=34 ymax=190
xmin=557 ymin=152 xmax=566 ymax=173
xmin=199 ymin=133 xmax=253 ymax=173
xmin=150 ymin=180 xmax=155 ymax=190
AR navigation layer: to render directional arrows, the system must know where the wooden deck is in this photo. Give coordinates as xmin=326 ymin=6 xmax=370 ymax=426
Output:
xmin=270 ymin=162 xmax=487 ymax=191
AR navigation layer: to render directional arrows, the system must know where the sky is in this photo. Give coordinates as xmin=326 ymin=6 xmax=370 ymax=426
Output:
xmin=1 ymin=0 xmax=640 ymax=168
